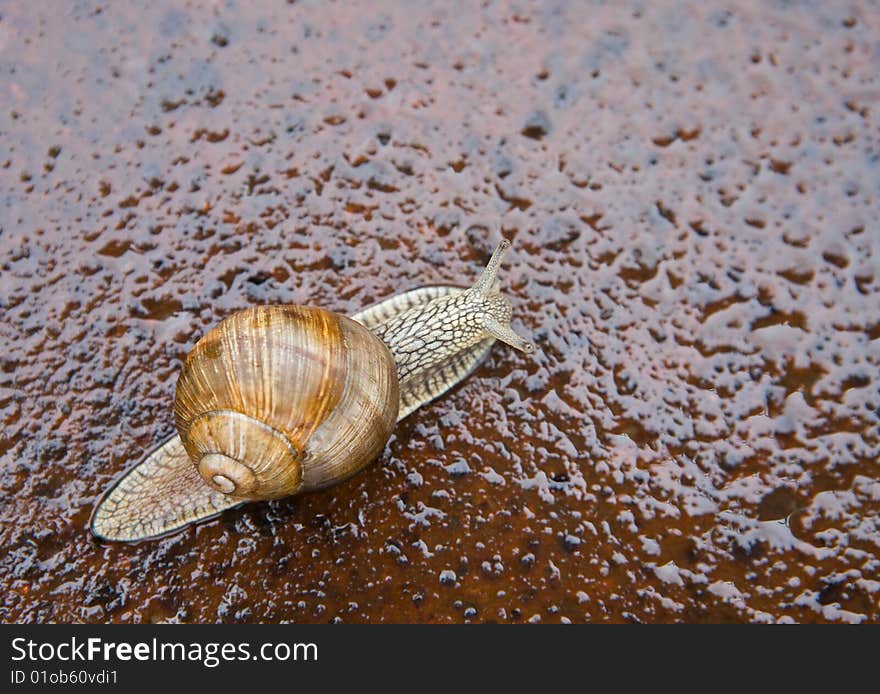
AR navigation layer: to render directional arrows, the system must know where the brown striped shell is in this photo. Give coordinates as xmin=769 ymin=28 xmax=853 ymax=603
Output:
xmin=173 ymin=305 xmax=399 ymax=500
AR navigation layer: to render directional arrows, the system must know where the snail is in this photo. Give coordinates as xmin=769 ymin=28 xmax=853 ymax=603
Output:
xmin=91 ymin=239 xmax=533 ymax=542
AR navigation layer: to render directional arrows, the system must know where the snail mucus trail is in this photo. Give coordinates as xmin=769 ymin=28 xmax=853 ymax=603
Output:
xmin=91 ymin=239 xmax=534 ymax=542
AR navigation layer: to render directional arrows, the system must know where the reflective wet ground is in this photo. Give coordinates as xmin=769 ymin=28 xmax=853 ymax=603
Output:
xmin=1 ymin=1 xmax=878 ymax=622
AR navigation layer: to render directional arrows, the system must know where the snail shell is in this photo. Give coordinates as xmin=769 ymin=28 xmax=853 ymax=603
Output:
xmin=91 ymin=240 xmax=533 ymax=542
xmin=175 ymin=305 xmax=399 ymax=499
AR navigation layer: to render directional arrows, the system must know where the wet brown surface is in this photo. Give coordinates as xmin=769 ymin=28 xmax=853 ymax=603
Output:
xmin=1 ymin=1 xmax=878 ymax=623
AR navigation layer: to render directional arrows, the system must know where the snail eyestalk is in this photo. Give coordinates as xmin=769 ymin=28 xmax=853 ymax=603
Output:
xmin=472 ymin=238 xmax=511 ymax=296
xmin=483 ymin=315 xmax=535 ymax=353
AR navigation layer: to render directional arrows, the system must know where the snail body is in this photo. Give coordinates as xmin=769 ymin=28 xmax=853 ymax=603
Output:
xmin=91 ymin=240 xmax=532 ymax=542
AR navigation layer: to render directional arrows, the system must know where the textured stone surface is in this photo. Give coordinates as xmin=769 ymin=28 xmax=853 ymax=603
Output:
xmin=1 ymin=0 xmax=878 ymax=623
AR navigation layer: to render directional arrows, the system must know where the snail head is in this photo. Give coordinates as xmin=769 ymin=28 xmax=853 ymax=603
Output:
xmin=467 ymin=239 xmax=535 ymax=354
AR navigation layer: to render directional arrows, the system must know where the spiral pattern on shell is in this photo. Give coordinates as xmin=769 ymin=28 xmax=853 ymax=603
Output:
xmin=172 ymin=305 xmax=400 ymax=500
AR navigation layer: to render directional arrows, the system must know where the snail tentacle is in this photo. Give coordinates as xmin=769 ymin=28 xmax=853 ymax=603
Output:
xmin=472 ymin=238 xmax=511 ymax=295
xmin=482 ymin=315 xmax=535 ymax=353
